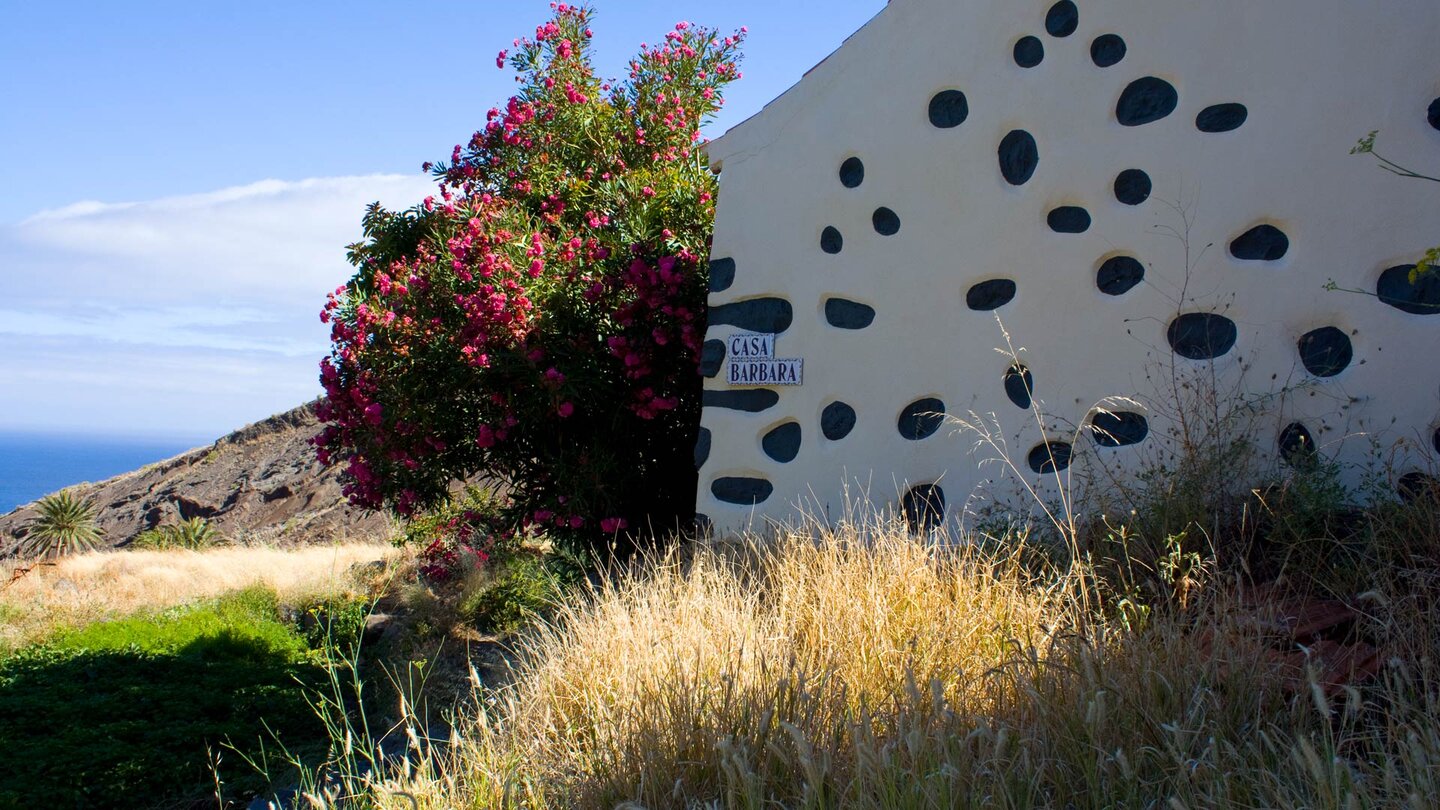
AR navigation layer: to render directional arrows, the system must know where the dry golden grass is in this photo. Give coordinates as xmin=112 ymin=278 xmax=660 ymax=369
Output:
xmin=0 ymin=543 xmax=396 ymax=648
xmin=340 ymin=519 xmax=1440 ymax=810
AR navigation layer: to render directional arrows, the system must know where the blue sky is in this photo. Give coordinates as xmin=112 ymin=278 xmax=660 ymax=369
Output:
xmin=0 ymin=0 xmax=882 ymax=440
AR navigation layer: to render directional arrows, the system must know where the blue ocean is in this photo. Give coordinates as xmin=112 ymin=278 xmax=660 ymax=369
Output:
xmin=0 ymin=432 xmax=204 ymax=514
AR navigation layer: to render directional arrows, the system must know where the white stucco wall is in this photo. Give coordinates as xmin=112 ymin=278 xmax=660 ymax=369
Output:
xmin=696 ymin=0 xmax=1440 ymax=536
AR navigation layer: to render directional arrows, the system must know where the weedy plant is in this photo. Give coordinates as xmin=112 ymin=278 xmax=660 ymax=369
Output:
xmin=131 ymin=517 xmax=220 ymax=550
xmin=19 ymin=490 xmax=104 ymax=559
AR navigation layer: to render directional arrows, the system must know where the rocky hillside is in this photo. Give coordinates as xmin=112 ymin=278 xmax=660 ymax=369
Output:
xmin=0 ymin=402 xmax=393 ymax=556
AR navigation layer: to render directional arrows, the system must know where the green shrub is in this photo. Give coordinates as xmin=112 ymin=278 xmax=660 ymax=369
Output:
xmin=20 ymin=490 xmax=103 ymax=559
xmin=462 ymin=554 xmax=563 ymax=635
xmin=130 ymin=517 xmax=219 ymax=551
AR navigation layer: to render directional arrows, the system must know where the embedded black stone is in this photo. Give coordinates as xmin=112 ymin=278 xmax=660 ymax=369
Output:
xmin=825 ymin=298 xmax=876 ymax=330
xmin=1045 ymin=1 xmax=1078 ymax=37
xmin=967 ymin=279 xmax=1017 ymax=311
xmin=1167 ymin=312 xmax=1238 ymax=360
xmin=1229 ymin=224 xmax=1289 ymax=262
xmin=1278 ymin=422 xmax=1316 ymax=466
xmin=700 ymin=339 xmax=726 ymax=378
xmin=710 ymin=297 xmax=793 ymax=333
xmin=1088 ymin=411 xmax=1149 ymax=447
xmin=1090 ymin=34 xmax=1126 ymax=67
xmin=1027 ymin=441 xmax=1073 ymax=474
xmin=902 ymin=484 xmax=946 ymax=532
xmin=899 ymin=398 xmax=945 ymax=441
xmin=1114 ymin=168 xmax=1151 ymax=206
xmin=1428 ymin=97 xmax=1440 ymax=131
xmin=709 ymin=258 xmax=736 ymax=293
xmin=703 ymin=389 xmax=779 ymax=413
xmin=1097 ymin=255 xmax=1145 ymax=296
xmin=1014 ymin=36 xmax=1044 ymax=68
xmin=839 ymin=157 xmax=865 ymax=189
xmin=762 ymin=422 xmax=802 ymax=464
xmin=694 ymin=427 xmax=711 ymax=468
xmin=694 ymin=513 xmax=712 ymax=534
xmin=1196 ymin=103 xmax=1248 ymax=133
xmin=928 ymin=90 xmax=970 ymax=129
xmin=1004 ymin=364 xmax=1034 ymax=410
xmin=998 ymin=130 xmax=1039 ymax=186
xmin=1434 ymin=426 xmax=1440 ymax=456
xmin=1377 ymin=264 xmax=1440 ymax=315
xmin=873 ymin=207 xmax=901 ymax=236
xmin=1298 ymin=327 xmax=1353 ymax=377
xmin=1047 ymin=206 xmax=1091 ymax=234
xmin=1398 ymin=472 xmax=1438 ymax=504
xmin=712 ymin=477 xmax=774 ymax=506
xmin=821 ymin=226 xmax=844 ymax=255
xmin=822 ymin=401 xmax=857 ymax=441
xmin=1117 ymin=77 xmax=1178 ymax=127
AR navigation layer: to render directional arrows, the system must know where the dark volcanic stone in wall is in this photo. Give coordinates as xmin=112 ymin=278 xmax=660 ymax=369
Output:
xmin=1429 ymin=98 xmax=1440 ymax=131
xmin=1196 ymin=103 xmax=1248 ymax=132
xmin=1167 ymin=312 xmax=1238 ymax=360
xmin=899 ymin=398 xmax=946 ymax=441
xmin=1004 ymin=364 xmax=1034 ymax=409
xmin=762 ymin=422 xmax=802 ymax=463
xmin=1279 ymin=422 xmax=1316 ymax=466
xmin=1114 ymin=169 xmax=1151 ymax=205
xmin=694 ymin=513 xmax=712 ymax=534
xmin=709 ymin=258 xmax=736 ymax=293
xmin=1398 ymin=472 xmax=1438 ymax=503
xmin=1088 ymin=411 xmax=1149 ymax=447
xmin=1097 ymin=255 xmax=1145 ymax=295
xmin=999 ymin=130 xmax=1039 ymax=186
xmin=710 ymin=298 xmax=794 ymax=333
xmin=1027 ymin=441 xmax=1073 ymax=473
xmin=825 ymin=298 xmax=876 ymax=329
xmin=1048 ymin=206 xmax=1092 ymax=233
xmin=1045 ymin=1 xmax=1078 ymax=37
xmin=1377 ymin=264 xmax=1440 ymax=315
xmin=873 ymin=207 xmax=901 ymax=236
xmin=1014 ymin=36 xmax=1044 ymax=68
xmin=694 ymin=427 xmax=711 ymax=468
xmin=840 ymin=157 xmax=865 ymax=188
xmin=1297 ymin=326 xmax=1353 ymax=377
xmin=821 ymin=226 xmax=844 ymax=254
xmin=700 ymin=339 xmax=726 ymax=378
xmin=929 ymin=90 xmax=970 ymax=128
xmin=1117 ymin=77 xmax=1179 ymax=127
xmin=1090 ymin=34 xmax=1126 ymax=67
xmin=703 ymin=389 xmax=779 ymax=413
xmin=1230 ymin=224 xmax=1289 ymax=261
xmin=1434 ymin=426 xmax=1440 ymax=455
xmin=902 ymin=484 xmax=946 ymax=531
xmin=967 ymin=279 xmax=1017 ymax=311
xmin=712 ymin=477 xmax=774 ymax=505
xmin=822 ymin=402 xmax=857 ymax=441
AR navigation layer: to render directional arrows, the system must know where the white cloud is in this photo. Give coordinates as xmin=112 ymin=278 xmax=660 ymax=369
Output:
xmin=0 ymin=173 xmax=436 ymax=437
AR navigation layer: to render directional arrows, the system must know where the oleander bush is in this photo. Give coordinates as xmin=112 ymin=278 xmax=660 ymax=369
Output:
xmin=316 ymin=3 xmax=747 ymax=559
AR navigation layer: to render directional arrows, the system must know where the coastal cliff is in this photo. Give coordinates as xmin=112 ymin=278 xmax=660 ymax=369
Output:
xmin=0 ymin=401 xmax=392 ymax=556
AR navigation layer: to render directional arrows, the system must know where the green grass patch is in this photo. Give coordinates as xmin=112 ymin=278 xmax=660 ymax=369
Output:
xmin=0 ymin=586 xmax=331 ymax=809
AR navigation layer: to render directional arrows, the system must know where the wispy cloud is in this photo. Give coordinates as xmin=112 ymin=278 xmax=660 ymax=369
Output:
xmin=0 ymin=174 xmax=436 ymax=437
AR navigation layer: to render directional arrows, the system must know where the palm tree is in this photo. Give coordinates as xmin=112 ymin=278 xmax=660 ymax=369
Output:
xmin=20 ymin=490 xmax=104 ymax=559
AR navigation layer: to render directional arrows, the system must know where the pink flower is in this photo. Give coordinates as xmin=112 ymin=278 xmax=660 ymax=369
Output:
xmin=601 ymin=517 xmax=628 ymax=533
xmin=557 ymin=401 xmax=575 ymax=418
xmin=363 ymin=403 xmax=383 ymax=426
